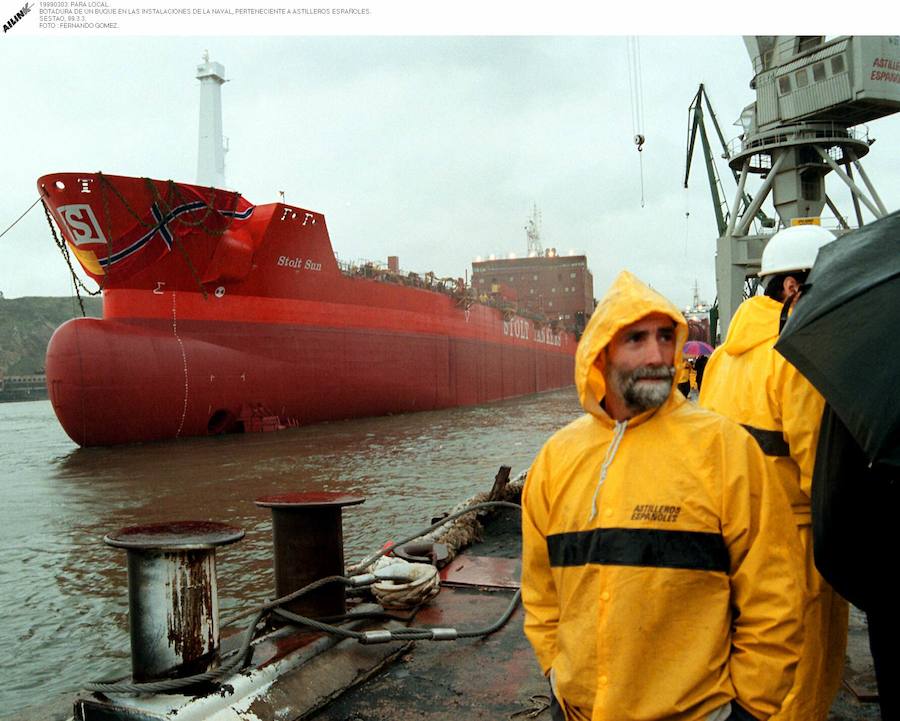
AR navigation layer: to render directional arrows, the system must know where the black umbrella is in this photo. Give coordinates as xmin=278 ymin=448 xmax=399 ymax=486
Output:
xmin=776 ymin=210 xmax=900 ymax=469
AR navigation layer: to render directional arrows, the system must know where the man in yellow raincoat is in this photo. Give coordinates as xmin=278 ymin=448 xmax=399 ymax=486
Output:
xmin=522 ymin=271 xmax=804 ymax=721
xmin=699 ymin=226 xmax=848 ymax=721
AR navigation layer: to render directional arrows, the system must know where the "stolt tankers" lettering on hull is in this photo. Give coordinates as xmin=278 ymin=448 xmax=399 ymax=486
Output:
xmin=535 ymin=328 xmax=562 ymax=347
xmin=503 ymin=318 xmax=529 ymax=340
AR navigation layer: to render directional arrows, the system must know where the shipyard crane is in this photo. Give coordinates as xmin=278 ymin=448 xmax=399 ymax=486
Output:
xmin=684 ymin=84 xmax=776 ymax=338
xmin=685 ymin=84 xmax=732 ymax=238
xmin=705 ymin=36 xmax=899 ymax=337
xmin=685 ymin=84 xmax=775 ymax=240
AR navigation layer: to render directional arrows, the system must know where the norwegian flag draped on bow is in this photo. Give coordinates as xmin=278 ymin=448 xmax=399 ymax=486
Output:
xmin=41 ymin=173 xmax=255 ymax=284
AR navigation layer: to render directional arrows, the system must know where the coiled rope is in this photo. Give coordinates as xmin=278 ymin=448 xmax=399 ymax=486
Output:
xmin=370 ymin=557 xmax=441 ymax=608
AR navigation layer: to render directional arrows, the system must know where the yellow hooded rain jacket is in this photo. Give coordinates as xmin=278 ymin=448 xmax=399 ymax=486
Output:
xmin=699 ymin=295 xmax=825 ymax=515
xmin=698 ymin=294 xmax=848 ymax=721
xmin=521 ymin=272 xmax=804 ymax=721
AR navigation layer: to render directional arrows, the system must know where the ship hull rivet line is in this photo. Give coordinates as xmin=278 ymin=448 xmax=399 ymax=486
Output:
xmin=255 ymin=492 xmax=366 ymax=618
xmin=103 ymin=521 xmax=244 ymax=682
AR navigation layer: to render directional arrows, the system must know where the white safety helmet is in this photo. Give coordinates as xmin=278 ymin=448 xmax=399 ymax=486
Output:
xmin=758 ymin=225 xmax=836 ymax=279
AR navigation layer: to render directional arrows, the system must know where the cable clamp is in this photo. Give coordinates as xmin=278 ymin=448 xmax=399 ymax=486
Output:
xmin=359 ymin=630 xmax=394 ymax=645
xmin=429 ymin=628 xmax=458 ymax=641
xmin=347 ymin=573 xmax=376 ymax=587
xmin=373 ymin=562 xmax=418 ymax=583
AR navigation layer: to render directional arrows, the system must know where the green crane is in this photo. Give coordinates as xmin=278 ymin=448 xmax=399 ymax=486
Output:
xmin=684 ymin=84 xmax=773 ymax=236
xmin=684 ymin=84 xmax=774 ymax=340
xmin=684 ymin=84 xmax=730 ymax=236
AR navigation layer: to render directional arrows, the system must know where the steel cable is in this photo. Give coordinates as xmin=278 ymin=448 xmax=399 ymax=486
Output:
xmin=84 ymin=501 xmax=522 ymax=695
xmin=271 ymin=588 xmax=521 ymax=644
xmin=0 ymin=196 xmax=41 ymax=239
xmin=84 ymin=609 xmax=266 ymax=694
xmin=456 ymin=588 xmax=521 ymax=638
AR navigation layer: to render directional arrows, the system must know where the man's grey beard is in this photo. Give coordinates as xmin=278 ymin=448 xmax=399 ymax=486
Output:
xmin=610 ymin=364 xmax=675 ymax=413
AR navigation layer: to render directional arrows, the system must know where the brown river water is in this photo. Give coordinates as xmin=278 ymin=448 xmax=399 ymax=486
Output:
xmin=0 ymin=390 xmax=582 ymax=717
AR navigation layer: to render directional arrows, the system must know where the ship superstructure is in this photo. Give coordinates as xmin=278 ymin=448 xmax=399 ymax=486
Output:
xmin=470 ymin=206 xmax=594 ymax=334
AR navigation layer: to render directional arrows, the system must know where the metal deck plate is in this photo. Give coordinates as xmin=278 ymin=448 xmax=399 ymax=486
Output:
xmin=439 ymin=554 xmax=520 ymax=589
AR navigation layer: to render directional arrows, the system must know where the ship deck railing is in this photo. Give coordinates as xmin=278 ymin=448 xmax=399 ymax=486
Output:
xmin=334 ymin=256 xmax=577 ymax=334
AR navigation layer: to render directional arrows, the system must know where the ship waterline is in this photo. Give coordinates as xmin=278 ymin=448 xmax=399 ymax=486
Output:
xmin=47 ymin=313 xmax=574 ymax=446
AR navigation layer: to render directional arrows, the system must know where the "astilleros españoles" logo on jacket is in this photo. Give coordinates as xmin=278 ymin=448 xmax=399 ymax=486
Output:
xmin=631 ymin=505 xmax=681 ymax=522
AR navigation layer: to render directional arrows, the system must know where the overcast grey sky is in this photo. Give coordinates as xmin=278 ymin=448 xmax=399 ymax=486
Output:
xmin=2 ymin=34 xmax=898 ymax=309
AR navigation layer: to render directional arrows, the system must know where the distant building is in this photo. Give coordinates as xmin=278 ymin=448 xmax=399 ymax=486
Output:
xmin=0 ymin=373 xmax=48 ymax=402
xmin=471 ymin=251 xmax=594 ymax=331
xmin=682 ymin=281 xmax=712 ymax=344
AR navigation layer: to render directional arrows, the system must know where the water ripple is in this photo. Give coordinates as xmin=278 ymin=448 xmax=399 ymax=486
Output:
xmin=0 ymin=391 xmax=582 ymax=716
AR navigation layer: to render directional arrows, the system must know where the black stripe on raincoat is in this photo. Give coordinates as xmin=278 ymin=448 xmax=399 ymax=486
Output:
xmin=741 ymin=424 xmax=791 ymax=457
xmin=546 ymin=527 xmax=730 ymax=572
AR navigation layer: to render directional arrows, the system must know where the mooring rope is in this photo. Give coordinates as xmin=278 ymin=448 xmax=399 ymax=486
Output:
xmin=350 ymin=499 xmax=523 ymax=573
xmin=0 ymin=196 xmax=41 ymax=239
xmin=41 ymin=200 xmax=100 ymax=317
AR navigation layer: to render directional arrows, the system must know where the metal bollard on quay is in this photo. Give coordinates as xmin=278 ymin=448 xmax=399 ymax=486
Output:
xmin=254 ymin=492 xmax=365 ymax=618
xmin=103 ymin=521 xmax=244 ymax=682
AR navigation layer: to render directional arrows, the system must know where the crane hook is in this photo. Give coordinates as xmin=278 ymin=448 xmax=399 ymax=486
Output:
xmin=634 ymin=134 xmax=645 ymax=152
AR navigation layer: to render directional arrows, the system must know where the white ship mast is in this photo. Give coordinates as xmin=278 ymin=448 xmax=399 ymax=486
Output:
xmin=196 ymin=51 xmax=228 ymax=189
xmin=526 ymin=204 xmax=543 ymax=257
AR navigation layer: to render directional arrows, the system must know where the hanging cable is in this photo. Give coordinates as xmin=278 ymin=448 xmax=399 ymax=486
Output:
xmin=0 ymin=196 xmax=41 ymax=240
xmin=41 ymin=200 xmax=100 ymax=317
xmin=638 ymin=148 xmax=646 ymax=208
xmin=626 ymin=36 xmax=646 ymax=207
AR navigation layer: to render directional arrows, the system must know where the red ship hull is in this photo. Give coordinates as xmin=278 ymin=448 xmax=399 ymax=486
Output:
xmin=39 ymin=172 xmax=577 ymax=446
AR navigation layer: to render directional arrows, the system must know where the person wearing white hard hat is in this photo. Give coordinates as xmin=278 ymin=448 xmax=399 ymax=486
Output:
xmin=699 ymin=224 xmax=848 ymax=721
xmin=757 ymin=225 xmax=837 ymax=328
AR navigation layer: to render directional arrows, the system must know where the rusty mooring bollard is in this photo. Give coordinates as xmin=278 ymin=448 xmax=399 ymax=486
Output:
xmin=255 ymin=492 xmax=365 ymax=618
xmin=104 ymin=521 xmax=244 ymax=682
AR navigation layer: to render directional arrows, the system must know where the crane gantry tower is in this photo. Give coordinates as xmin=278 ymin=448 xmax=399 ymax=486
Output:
xmin=705 ymin=35 xmax=900 ymax=337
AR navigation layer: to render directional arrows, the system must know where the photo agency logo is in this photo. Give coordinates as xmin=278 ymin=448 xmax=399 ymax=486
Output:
xmin=3 ymin=1 xmax=32 ymax=32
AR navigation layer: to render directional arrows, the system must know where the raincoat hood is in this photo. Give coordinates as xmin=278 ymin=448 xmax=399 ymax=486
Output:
xmin=719 ymin=295 xmax=782 ymax=356
xmin=576 ymin=270 xmax=689 ymax=420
